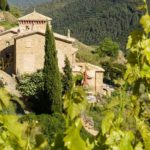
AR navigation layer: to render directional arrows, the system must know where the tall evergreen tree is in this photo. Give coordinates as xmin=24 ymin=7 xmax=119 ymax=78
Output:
xmin=62 ymin=56 xmax=73 ymax=94
xmin=0 ymin=0 xmax=7 ymax=11
xmin=43 ymin=24 xmax=62 ymax=113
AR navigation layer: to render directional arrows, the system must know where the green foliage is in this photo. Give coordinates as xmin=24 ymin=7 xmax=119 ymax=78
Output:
xmin=10 ymin=6 xmax=21 ymax=18
xmin=54 ymin=1 xmax=150 ymax=150
xmin=0 ymin=20 xmax=17 ymax=29
xmin=63 ymin=86 xmax=87 ymax=121
xmin=136 ymin=118 xmax=150 ymax=150
xmin=0 ymin=88 xmax=24 ymax=114
xmin=62 ymin=56 xmax=73 ymax=94
xmin=20 ymin=113 xmax=66 ymax=149
xmin=0 ymin=89 xmax=47 ymax=149
xmin=0 ymin=0 xmax=9 ymax=11
xmin=101 ymin=111 xmax=115 ymax=135
xmin=17 ymin=70 xmax=44 ymax=97
xmin=61 ymin=86 xmax=94 ymax=150
xmin=43 ymin=24 xmax=62 ymax=113
xmin=76 ymin=41 xmax=125 ymax=86
xmin=102 ymin=61 xmax=126 ymax=85
xmin=0 ymin=79 xmax=4 ymax=88
xmin=96 ymin=38 xmax=119 ymax=59
xmin=17 ymin=71 xmax=56 ymax=114
xmin=64 ymin=118 xmax=93 ymax=150
xmin=76 ymin=41 xmax=100 ymax=65
xmin=74 ymin=74 xmax=83 ymax=86
xmin=28 ymin=0 xmax=144 ymax=49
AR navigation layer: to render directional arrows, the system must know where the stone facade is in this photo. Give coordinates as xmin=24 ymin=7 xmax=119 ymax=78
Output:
xmin=72 ymin=63 xmax=104 ymax=93
xmin=0 ymin=11 xmax=77 ymax=75
xmin=0 ymin=10 xmax=104 ymax=94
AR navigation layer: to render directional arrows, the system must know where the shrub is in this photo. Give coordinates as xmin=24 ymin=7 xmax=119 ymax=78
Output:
xmin=17 ymin=70 xmax=44 ymax=97
xmin=20 ymin=113 xmax=66 ymax=149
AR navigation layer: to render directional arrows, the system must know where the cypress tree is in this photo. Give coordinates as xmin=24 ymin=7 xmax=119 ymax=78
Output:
xmin=43 ymin=24 xmax=62 ymax=113
xmin=0 ymin=0 xmax=7 ymax=11
xmin=62 ymin=56 xmax=73 ymax=94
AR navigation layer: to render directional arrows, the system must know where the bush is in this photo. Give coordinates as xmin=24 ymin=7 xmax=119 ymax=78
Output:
xmin=20 ymin=113 xmax=66 ymax=149
xmin=102 ymin=61 xmax=126 ymax=85
xmin=17 ymin=71 xmax=47 ymax=113
xmin=96 ymin=38 xmax=119 ymax=59
xmin=17 ymin=70 xmax=44 ymax=97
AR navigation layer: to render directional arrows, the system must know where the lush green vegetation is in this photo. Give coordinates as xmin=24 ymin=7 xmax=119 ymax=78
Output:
xmin=9 ymin=6 xmax=22 ymax=18
xmin=96 ymin=38 xmax=119 ymax=59
xmin=0 ymin=0 xmax=9 ymax=11
xmin=62 ymin=56 xmax=73 ymax=95
xmin=43 ymin=24 xmax=62 ymax=113
xmin=77 ymin=39 xmax=126 ymax=85
xmin=0 ymin=89 xmax=47 ymax=149
xmin=9 ymin=0 xmax=50 ymax=8
xmin=0 ymin=0 xmax=150 ymax=150
xmin=27 ymin=0 xmax=147 ymax=50
xmin=0 ymin=21 xmax=16 ymax=29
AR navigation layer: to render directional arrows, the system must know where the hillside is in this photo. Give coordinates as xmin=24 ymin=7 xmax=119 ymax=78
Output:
xmin=8 ymin=0 xmax=51 ymax=8
xmin=0 ymin=11 xmax=17 ymax=29
xmin=26 ymin=0 xmax=146 ymax=50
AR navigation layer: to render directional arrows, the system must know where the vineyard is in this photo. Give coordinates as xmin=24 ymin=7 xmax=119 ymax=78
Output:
xmin=0 ymin=0 xmax=150 ymax=149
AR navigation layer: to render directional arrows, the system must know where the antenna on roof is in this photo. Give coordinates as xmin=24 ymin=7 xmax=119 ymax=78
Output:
xmin=67 ymin=29 xmax=71 ymax=38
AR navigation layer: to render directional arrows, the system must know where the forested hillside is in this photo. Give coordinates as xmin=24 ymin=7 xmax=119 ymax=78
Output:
xmin=27 ymin=0 xmax=147 ymax=49
xmin=8 ymin=0 xmax=51 ymax=7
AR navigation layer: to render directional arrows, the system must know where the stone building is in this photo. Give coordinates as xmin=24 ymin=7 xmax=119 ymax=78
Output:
xmin=0 ymin=10 xmax=104 ymax=93
xmin=72 ymin=63 xmax=104 ymax=93
xmin=0 ymin=10 xmax=77 ymax=74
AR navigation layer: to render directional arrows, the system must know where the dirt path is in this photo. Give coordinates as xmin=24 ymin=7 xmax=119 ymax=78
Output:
xmin=81 ymin=114 xmax=99 ymax=136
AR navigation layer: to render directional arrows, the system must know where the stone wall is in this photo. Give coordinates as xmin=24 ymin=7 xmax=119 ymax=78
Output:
xmin=15 ymin=34 xmax=45 ymax=75
xmin=0 ymin=32 xmax=16 ymax=74
xmin=15 ymin=33 xmax=76 ymax=75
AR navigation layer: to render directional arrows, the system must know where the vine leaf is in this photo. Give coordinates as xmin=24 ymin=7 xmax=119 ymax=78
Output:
xmin=64 ymin=119 xmax=92 ymax=150
xmin=140 ymin=14 xmax=150 ymax=34
xmin=118 ymin=131 xmax=134 ymax=150
xmin=101 ymin=111 xmax=115 ymax=135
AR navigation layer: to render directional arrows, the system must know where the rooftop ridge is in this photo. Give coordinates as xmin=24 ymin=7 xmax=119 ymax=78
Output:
xmin=18 ymin=10 xmax=52 ymax=21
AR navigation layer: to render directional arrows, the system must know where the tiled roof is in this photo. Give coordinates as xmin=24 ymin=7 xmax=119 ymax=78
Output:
xmin=14 ymin=29 xmax=75 ymax=43
xmin=0 ymin=27 xmax=18 ymax=36
xmin=0 ymin=27 xmax=76 ymax=43
xmin=18 ymin=10 xmax=52 ymax=21
xmin=72 ymin=63 xmax=105 ymax=72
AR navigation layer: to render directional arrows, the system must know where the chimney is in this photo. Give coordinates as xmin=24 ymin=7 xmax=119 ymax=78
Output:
xmin=67 ymin=29 xmax=70 ymax=38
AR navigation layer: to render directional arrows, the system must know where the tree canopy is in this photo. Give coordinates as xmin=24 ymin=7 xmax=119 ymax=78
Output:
xmin=96 ymin=37 xmax=119 ymax=58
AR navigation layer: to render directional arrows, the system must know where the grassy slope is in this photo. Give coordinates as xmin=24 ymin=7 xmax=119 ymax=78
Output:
xmin=76 ymin=41 xmax=100 ymax=66
xmin=0 ymin=11 xmax=17 ymax=29
xmin=76 ymin=41 xmax=126 ymax=66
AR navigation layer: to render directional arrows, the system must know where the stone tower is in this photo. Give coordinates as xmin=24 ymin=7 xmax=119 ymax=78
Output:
xmin=17 ymin=10 xmax=52 ymax=31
